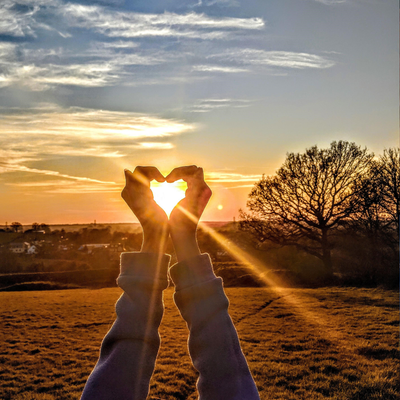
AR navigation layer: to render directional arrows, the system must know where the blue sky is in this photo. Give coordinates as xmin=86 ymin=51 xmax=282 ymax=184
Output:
xmin=0 ymin=0 xmax=398 ymax=224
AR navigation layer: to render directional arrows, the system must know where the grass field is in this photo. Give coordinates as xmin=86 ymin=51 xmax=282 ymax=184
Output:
xmin=0 ymin=286 xmax=398 ymax=399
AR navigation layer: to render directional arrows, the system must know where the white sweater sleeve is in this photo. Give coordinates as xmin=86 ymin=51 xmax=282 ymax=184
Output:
xmin=81 ymin=252 xmax=170 ymax=400
xmin=169 ymin=254 xmax=260 ymax=400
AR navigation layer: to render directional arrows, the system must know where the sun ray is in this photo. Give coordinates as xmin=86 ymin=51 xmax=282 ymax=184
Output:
xmin=177 ymin=204 xmax=369 ymax=355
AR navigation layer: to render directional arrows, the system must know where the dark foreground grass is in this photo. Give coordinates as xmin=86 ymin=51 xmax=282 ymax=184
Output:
xmin=0 ymin=286 xmax=398 ymax=399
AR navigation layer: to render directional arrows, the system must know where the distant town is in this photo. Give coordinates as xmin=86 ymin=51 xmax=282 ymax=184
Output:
xmin=0 ymin=221 xmax=235 ymax=275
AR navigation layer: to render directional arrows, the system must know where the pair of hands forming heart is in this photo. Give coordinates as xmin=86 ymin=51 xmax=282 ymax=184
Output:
xmin=122 ymin=166 xmax=212 ymax=260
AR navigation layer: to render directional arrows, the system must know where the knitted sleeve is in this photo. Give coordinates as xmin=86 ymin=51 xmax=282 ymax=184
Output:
xmin=81 ymin=252 xmax=170 ymax=400
xmin=169 ymin=254 xmax=260 ymax=400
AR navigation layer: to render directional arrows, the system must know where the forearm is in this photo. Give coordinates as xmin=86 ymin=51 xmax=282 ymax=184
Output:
xmin=170 ymin=254 xmax=260 ymax=400
xmin=170 ymin=230 xmax=200 ymax=262
xmin=81 ymin=252 xmax=170 ymax=400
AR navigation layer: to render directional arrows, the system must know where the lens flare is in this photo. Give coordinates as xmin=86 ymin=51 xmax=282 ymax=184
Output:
xmin=176 ymin=204 xmax=365 ymax=355
xmin=150 ymin=180 xmax=187 ymax=216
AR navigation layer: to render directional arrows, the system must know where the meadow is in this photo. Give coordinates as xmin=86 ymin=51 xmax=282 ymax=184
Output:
xmin=0 ymin=286 xmax=398 ymax=400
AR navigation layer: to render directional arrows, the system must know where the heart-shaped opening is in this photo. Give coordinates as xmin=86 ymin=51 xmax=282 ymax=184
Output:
xmin=150 ymin=179 xmax=187 ymax=216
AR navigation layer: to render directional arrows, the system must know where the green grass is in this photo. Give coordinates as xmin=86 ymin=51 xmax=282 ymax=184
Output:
xmin=0 ymin=287 xmax=398 ymax=399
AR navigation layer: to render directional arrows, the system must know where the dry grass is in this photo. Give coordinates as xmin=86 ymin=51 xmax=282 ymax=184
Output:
xmin=0 ymin=286 xmax=398 ymax=399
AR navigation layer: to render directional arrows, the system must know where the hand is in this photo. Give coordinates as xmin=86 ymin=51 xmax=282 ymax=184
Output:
xmin=166 ymin=166 xmax=212 ymax=262
xmin=122 ymin=166 xmax=169 ymax=254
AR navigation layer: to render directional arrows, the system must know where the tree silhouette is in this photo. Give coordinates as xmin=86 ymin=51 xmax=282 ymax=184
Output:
xmin=39 ymin=223 xmax=50 ymax=233
xmin=11 ymin=222 xmax=23 ymax=233
xmin=348 ymin=160 xmax=393 ymax=282
xmin=240 ymin=141 xmax=373 ymax=273
xmin=379 ymin=148 xmax=400 ymax=234
xmin=32 ymin=222 xmax=40 ymax=231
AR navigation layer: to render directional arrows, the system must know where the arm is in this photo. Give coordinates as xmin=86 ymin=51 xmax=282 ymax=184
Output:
xmin=167 ymin=166 xmax=260 ymax=400
xmin=81 ymin=167 xmax=169 ymax=400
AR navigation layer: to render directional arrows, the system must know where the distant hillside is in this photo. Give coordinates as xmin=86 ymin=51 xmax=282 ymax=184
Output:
xmin=0 ymin=221 xmax=231 ymax=233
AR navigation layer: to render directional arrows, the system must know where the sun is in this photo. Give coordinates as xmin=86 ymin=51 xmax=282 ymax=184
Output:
xmin=150 ymin=180 xmax=187 ymax=216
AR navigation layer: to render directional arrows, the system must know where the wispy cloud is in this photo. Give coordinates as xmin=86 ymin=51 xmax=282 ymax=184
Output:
xmin=7 ymin=180 xmax=120 ymax=194
xmin=0 ymin=0 xmax=263 ymax=41
xmin=188 ymin=98 xmax=253 ymax=113
xmin=206 ymin=172 xmax=262 ymax=183
xmin=0 ymin=104 xmax=194 ymax=192
xmin=0 ymin=62 xmax=121 ymax=90
xmin=61 ymin=5 xmax=264 ymax=39
xmin=1 ymin=164 xmax=116 ymax=184
xmin=0 ymin=0 xmax=49 ymax=38
xmin=0 ymin=103 xmax=193 ymax=151
xmin=0 ymin=2 xmax=337 ymax=91
xmin=138 ymin=142 xmax=174 ymax=149
xmin=210 ymin=49 xmax=335 ymax=69
xmin=192 ymin=0 xmax=240 ymax=7
xmin=313 ymin=0 xmax=347 ymax=5
xmin=0 ymin=0 xmax=72 ymax=39
xmin=191 ymin=65 xmax=248 ymax=73
xmin=0 ymin=40 xmax=174 ymax=90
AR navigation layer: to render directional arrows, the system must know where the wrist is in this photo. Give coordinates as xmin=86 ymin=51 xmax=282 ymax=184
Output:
xmin=171 ymin=232 xmax=201 ymax=262
xmin=141 ymin=225 xmax=168 ymax=254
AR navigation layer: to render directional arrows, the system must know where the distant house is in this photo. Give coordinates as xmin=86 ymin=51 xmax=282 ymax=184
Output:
xmin=109 ymin=243 xmax=126 ymax=260
xmin=78 ymin=244 xmax=109 ymax=254
xmin=27 ymin=245 xmax=38 ymax=255
xmin=9 ymin=242 xmax=30 ymax=254
xmin=109 ymin=243 xmax=125 ymax=253
xmin=24 ymin=229 xmax=45 ymax=235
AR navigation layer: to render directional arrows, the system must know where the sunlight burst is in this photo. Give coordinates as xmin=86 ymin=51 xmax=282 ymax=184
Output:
xmin=150 ymin=180 xmax=187 ymax=216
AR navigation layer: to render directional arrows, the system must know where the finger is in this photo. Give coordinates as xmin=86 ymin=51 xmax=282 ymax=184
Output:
xmin=131 ymin=166 xmax=165 ymax=185
xmin=135 ymin=166 xmax=165 ymax=183
xmin=124 ymin=169 xmax=135 ymax=185
xmin=165 ymin=165 xmax=200 ymax=183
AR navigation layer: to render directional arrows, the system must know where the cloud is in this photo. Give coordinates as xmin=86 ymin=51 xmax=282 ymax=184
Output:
xmin=0 ymin=2 xmax=336 ymax=93
xmin=1 ymin=164 xmax=116 ymax=184
xmin=313 ymin=0 xmax=347 ymax=4
xmin=0 ymin=0 xmax=44 ymax=38
xmin=0 ymin=103 xmax=193 ymax=147
xmin=0 ymin=62 xmax=120 ymax=90
xmin=0 ymin=104 xmax=194 ymax=192
xmin=191 ymin=65 xmax=248 ymax=73
xmin=138 ymin=142 xmax=174 ymax=149
xmin=188 ymin=98 xmax=253 ymax=112
xmin=210 ymin=49 xmax=335 ymax=69
xmin=0 ymin=1 xmax=264 ymax=40
xmin=0 ymin=3 xmax=336 ymax=92
xmin=7 ymin=180 xmax=120 ymax=194
xmin=0 ymin=0 xmax=72 ymax=39
xmin=193 ymin=0 xmax=240 ymax=7
xmin=5 ymin=169 xmax=261 ymax=193
xmin=0 ymin=42 xmax=16 ymax=62
xmin=61 ymin=5 xmax=264 ymax=39
xmin=0 ymin=41 xmax=173 ymax=90
xmin=206 ymin=172 xmax=262 ymax=183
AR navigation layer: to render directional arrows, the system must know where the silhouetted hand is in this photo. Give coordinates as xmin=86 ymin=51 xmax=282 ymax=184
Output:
xmin=166 ymin=166 xmax=212 ymax=261
xmin=122 ymin=167 xmax=169 ymax=254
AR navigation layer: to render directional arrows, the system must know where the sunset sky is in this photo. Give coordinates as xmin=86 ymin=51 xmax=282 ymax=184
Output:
xmin=0 ymin=0 xmax=398 ymax=225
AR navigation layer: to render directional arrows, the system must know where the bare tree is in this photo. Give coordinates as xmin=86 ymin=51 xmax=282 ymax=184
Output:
xmin=11 ymin=222 xmax=23 ymax=233
xmin=379 ymin=148 xmax=400 ymax=233
xmin=348 ymin=160 xmax=394 ymax=281
xmin=39 ymin=223 xmax=50 ymax=233
xmin=240 ymin=141 xmax=373 ymax=273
